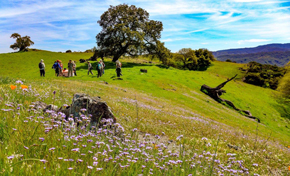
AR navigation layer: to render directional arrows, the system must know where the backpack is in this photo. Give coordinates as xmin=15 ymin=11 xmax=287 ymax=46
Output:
xmin=39 ymin=62 xmax=44 ymax=69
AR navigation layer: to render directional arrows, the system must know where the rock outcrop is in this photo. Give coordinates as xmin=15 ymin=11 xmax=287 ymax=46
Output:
xmin=40 ymin=93 xmax=116 ymax=126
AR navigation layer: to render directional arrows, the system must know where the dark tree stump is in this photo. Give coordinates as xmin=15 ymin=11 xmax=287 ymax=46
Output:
xmin=140 ymin=69 xmax=147 ymax=73
xmin=200 ymin=74 xmax=260 ymax=123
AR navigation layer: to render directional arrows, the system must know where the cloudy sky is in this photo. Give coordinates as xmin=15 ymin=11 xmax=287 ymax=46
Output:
xmin=0 ymin=0 xmax=290 ymax=53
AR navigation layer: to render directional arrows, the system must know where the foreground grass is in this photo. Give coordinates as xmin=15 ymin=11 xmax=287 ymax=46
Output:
xmin=0 ymin=51 xmax=290 ymax=175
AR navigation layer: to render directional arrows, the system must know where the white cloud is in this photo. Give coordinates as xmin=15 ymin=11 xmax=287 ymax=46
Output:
xmin=237 ymin=39 xmax=271 ymax=44
xmin=234 ymin=0 xmax=261 ymax=2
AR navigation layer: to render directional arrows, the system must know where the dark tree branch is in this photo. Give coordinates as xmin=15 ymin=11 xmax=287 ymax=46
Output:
xmin=200 ymin=75 xmax=260 ymax=123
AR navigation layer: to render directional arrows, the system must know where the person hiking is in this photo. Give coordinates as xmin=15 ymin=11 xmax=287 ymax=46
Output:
xmin=88 ymin=61 xmax=93 ymax=75
xmin=39 ymin=59 xmax=45 ymax=77
xmin=100 ymin=59 xmax=105 ymax=75
xmin=52 ymin=60 xmax=61 ymax=76
xmin=116 ymin=60 xmax=122 ymax=77
xmin=97 ymin=60 xmax=103 ymax=78
xmin=73 ymin=61 xmax=77 ymax=76
xmin=68 ymin=60 xmax=73 ymax=77
xmin=58 ymin=60 xmax=63 ymax=76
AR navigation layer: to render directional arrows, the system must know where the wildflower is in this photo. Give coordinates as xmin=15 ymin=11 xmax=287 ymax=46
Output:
xmin=80 ymin=108 xmax=87 ymax=112
xmin=10 ymin=85 xmax=17 ymax=90
xmin=24 ymin=146 xmax=29 ymax=150
xmin=77 ymin=159 xmax=83 ymax=163
xmin=252 ymin=163 xmax=258 ymax=167
xmin=49 ymin=147 xmax=55 ymax=151
xmin=40 ymin=159 xmax=47 ymax=163
xmin=68 ymin=167 xmax=73 ymax=170
xmin=20 ymin=85 xmax=28 ymax=90
xmin=176 ymin=135 xmax=183 ymax=140
xmin=96 ymin=168 xmax=103 ymax=171
xmin=93 ymin=161 xmax=98 ymax=166
xmin=7 ymin=155 xmax=14 ymax=160
xmin=12 ymin=128 xmax=17 ymax=131
xmin=53 ymin=91 xmax=56 ymax=95
xmin=39 ymin=137 xmax=45 ymax=142
xmin=87 ymin=166 xmax=93 ymax=169
xmin=201 ymin=137 xmax=208 ymax=141
xmin=288 ymin=166 xmax=290 ymax=171
xmin=16 ymin=80 xmax=23 ymax=84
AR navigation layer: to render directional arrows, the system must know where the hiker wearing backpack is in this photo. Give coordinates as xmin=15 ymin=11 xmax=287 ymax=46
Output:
xmin=116 ymin=60 xmax=122 ymax=77
xmin=68 ymin=60 xmax=73 ymax=77
xmin=52 ymin=60 xmax=61 ymax=76
xmin=97 ymin=60 xmax=103 ymax=78
xmin=39 ymin=59 xmax=45 ymax=77
xmin=88 ymin=61 xmax=93 ymax=75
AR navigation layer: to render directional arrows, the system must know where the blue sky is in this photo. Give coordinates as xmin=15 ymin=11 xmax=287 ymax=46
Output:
xmin=0 ymin=0 xmax=290 ymax=53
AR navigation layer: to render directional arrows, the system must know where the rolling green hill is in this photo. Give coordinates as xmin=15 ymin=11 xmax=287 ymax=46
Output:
xmin=0 ymin=50 xmax=290 ymax=175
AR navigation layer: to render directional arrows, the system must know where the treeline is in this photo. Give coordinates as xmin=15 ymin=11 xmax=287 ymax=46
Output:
xmin=155 ymin=47 xmax=215 ymax=71
xmin=242 ymin=62 xmax=287 ymax=90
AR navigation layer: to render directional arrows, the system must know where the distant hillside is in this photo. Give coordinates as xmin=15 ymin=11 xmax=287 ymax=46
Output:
xmin=213 ymin=43 xmax=290 ymax=66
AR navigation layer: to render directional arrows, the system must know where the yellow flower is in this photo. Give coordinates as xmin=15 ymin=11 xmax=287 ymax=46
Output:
xmin=10 ymin=85 xmax=16 ymax=90
xmin=288 ymin=165 xmax=290 ymax=171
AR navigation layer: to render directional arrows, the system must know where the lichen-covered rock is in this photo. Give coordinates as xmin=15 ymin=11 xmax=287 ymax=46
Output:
xmin=69 ymin=93 xmax=116 ymax=126
xmin=43 ymin=104 xmax=59 ymax=112
xmin=32 ymin=101 xmax=48 ymax=110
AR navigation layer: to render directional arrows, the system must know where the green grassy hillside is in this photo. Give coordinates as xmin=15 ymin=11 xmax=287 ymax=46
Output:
xmin=0 ymin=50 xmax=290 ymax=175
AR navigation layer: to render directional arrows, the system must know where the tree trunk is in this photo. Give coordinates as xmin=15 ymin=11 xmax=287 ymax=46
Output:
xmin=112 ymin=55 xmax=120 ymax=62
xmin=200 ymin=74 xmax=260 ymax=123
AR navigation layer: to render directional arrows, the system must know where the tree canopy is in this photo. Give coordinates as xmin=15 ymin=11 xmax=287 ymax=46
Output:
xmin=96 ymin=4 xmax=164 ymax=62
xmin=175 ymin=48 xmax=215 ymax=70
xmin=10 ymin=33 xmax=34 ymax=52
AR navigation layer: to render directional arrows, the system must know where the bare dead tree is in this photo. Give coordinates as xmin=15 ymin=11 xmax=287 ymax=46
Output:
xmin=200 ymin=74 xmax=260 ymax=123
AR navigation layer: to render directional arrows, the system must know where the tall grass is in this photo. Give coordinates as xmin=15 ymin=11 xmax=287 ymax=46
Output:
xmin=0 ymin=78 xmax=289 ymax=175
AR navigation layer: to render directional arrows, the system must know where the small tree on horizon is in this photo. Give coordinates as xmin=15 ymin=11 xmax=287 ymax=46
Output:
xmin=96 ymin=4 xmax=165 ymax=62
xmin=10 ymin=33 xmax=34 ymax=52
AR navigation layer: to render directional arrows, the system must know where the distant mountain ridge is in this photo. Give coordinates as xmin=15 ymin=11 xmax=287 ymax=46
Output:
xmin=212 ymin=43 xmax=290 ymax=66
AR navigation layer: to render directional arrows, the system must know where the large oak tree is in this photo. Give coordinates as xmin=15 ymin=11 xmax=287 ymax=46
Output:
xmin=10 ymin=33 xmax=34 ymax=52
xmin=96 ymin=4 xmax=164 ymax=62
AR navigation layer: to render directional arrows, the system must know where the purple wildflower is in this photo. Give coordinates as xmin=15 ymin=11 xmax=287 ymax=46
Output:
xmin=40 ymin=159 xmax=47 ymax=163
xmin=77 ymin=159 xmax=83 ymax=163
xmin=71 ymin=148 xmax=79 ymax=152
xmin=7 ymin=155 xmax=14 ymax=160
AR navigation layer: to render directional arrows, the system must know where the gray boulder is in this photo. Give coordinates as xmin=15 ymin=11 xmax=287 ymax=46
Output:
xmin=63 ymin=93 xmax=116 ymax=126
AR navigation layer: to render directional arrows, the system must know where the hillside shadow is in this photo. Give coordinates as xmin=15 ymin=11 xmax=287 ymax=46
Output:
xmin=76 ymin=61 xmax=151 ymax=71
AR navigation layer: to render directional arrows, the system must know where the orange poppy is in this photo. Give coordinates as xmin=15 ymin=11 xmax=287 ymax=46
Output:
xmin=10 ymin=85 xmax=17 ymax=90
xmin=21 ymin=85 xmax=28 ymax=89
xmin=288 ymin=166 xmax=290 ymax=171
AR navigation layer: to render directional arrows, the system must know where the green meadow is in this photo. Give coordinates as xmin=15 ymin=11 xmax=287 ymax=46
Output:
xmin=0 ymin=50 xmax=290 ymax=175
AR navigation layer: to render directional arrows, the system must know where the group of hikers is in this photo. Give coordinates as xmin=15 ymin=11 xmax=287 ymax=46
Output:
xmin=38 ymin=59 xmax=122 ymax=78
xmin=51 ymin=60 xmax=77 ymax=77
